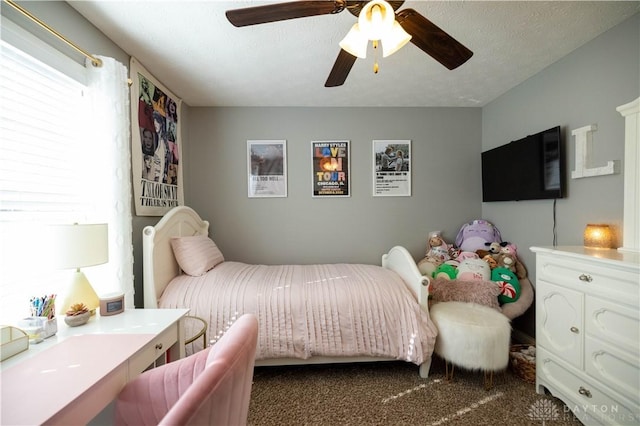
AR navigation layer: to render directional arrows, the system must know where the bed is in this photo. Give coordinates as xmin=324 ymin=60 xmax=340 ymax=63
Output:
xmin=143 ymin=206 xmax=436 ymax=378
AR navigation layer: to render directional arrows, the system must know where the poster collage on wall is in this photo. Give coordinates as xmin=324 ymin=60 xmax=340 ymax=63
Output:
xmin=130 ymin=57 xmax=184 ymax=216
xmin=247 ymin=139 xmax=411 ymax=198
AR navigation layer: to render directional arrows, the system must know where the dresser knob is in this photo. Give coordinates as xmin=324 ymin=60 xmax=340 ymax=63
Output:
xmin=570 ymin=326 xmax=579 ymax=334
xmin=578 ymin=274 xmax=593 ymax=282
xmin=578 ymin=386 xmax=592 ymax=398
xmin=155 ymin=343 xmax=163 ymax=350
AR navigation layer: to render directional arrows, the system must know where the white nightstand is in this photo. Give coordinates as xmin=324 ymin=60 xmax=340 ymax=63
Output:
xmin=0 ymin=308 xmax=189 ymax=425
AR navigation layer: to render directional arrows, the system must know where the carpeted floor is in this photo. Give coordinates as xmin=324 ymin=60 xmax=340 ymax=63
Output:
xmin=248 ymin=358 xmax=582 ymax=426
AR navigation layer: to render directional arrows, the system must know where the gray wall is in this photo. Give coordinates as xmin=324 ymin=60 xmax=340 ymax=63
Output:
xmin=482 ymin=13 xmax=639 ymax=336
xmin=187 ymin=107 xmax=481 ymax=264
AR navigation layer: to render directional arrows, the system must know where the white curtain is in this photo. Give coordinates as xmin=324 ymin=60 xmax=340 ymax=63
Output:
xmin=85 ymin=56 xmax=135 ymax=308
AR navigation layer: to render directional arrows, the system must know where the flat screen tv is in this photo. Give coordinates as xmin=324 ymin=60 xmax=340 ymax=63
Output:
xmin=482 ymin=126 xmax=564 ymax=202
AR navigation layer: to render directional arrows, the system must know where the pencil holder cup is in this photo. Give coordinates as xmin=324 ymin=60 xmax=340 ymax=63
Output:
xmin=41 ymin=317 xmax=58 ymax=338
xmin=17 ymin=317 xmax=57 ymax=343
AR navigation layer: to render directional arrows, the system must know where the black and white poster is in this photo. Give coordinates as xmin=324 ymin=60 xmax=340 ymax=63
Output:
xmin=247 ymin=140 xmax=287 ymax=198
xmin=373 ymin=140 xmax=411 ymax=197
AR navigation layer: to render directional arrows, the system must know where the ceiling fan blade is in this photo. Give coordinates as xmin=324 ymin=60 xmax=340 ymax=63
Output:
xmin=325 ymin=49 xmax=358 ymax=87
xmin=226 ymin=1 xmax=343 ymax=27
xmin=396 ymin=8 xmax=473 ymax=70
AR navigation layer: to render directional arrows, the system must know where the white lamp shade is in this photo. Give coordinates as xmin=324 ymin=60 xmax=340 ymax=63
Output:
xmin=340 ymin=0 xmax=410 ymax=60
xmin=339 ymin=23 xmax=369 ymax=58
xmin=358 ymin=0 xmax=395 ymax=41
xmin=381 ymin=21 xmax=412 ymax=58
xmin=50 ymin=223 xmax=109 ymax=269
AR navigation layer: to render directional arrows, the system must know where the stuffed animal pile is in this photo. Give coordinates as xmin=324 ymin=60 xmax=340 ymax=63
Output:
xmin=417 ymin=219 xmax=528 ymax=307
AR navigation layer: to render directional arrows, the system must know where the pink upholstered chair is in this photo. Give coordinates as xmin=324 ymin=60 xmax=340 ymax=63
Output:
xmin=115 ymin=313 xmax=259 ymax=426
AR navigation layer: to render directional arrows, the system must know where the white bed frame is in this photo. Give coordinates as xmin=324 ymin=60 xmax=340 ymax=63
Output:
xmin=143 ymin=206 xmax=432 ymax=377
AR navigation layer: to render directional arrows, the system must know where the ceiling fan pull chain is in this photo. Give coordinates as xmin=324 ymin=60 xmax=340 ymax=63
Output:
xmin=373 ymin=40 xmax=379 ymax=74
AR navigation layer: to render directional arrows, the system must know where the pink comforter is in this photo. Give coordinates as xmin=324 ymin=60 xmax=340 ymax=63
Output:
xmin=159 ymin=261 xmax=436 ymax=365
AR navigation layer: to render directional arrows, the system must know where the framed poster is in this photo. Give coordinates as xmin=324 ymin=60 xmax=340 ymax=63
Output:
xmin=130 ymin=57 xmax=184 ymax=216
xmin=247 ymin=140 xmax=287 ymax=198
xmin=373 ymin=140 xmax=411 ymax=197
xmin=311 ymin=140 xmax=350 ymax=197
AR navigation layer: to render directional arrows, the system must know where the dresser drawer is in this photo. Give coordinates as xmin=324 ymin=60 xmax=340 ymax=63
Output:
xmin=585 ymin=296 xmax=640 ymax=354
xmin=128 ymin=325 xmax=178 ymax=376
xmin=537 ymin=255 xmax=639 ymax=305
xmin=585 ymin=335 xmax=640 ymax=401
xmin=538 ymin=346 xmax=640 ymax=425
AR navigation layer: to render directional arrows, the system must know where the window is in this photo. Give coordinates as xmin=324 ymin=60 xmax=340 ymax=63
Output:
xmin=0 ymin=41 xmax=93 ymax=222
xmin=0 ymin=40 xmax=107 ymax=322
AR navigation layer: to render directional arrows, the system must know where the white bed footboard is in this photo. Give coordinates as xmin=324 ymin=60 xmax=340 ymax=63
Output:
xmin=382 ymin=246 xmax=433 ymax=378
xmin=142 ymin=206 xmax=209 ymax=309
xmin=382 ymin=246 xmax=431 ymax=311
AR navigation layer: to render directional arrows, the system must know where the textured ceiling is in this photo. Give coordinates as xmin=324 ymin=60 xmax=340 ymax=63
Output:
xmin=67 ymin=1 xmax=639 ymax=107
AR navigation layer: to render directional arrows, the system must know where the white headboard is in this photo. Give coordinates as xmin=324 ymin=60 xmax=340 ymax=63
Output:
xmin=142 ymin=206 xmax=209 ymax=308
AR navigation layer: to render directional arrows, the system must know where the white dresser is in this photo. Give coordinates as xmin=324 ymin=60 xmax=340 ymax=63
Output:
xmin=531 ymin=246 xmax=640 ymax=425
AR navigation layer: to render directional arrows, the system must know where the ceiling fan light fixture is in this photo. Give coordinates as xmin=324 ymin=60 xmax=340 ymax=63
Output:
xmin=358 ymin=0 xmax=394 ymax=40
xmin=381 ymin=20 xmax=412 ymax=58
xmin=339 ymin=23 xmax=369 ymax=58
xmin=227 ymin=0 xmax=474 ymax=88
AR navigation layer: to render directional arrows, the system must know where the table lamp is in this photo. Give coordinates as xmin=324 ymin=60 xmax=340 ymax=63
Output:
xmin=583 ymin=224 xmax=613 ymax=249
xmin=51 ymin=223 xmax=108 ymax=315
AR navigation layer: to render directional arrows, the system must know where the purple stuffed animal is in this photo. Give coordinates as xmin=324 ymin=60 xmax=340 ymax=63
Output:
xmin=455 ymin=219 xmax=503 ymax=253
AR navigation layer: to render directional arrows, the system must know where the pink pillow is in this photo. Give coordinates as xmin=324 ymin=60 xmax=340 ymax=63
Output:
xmin=430 ymin=277 xmax=501 ymax=311
xmin=170 ymin=235 xmax=224 ymax=276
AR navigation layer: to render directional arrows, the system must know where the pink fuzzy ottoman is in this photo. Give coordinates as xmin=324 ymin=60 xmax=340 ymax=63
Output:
xmin=431 ymin=301 xmax=511 ymax=385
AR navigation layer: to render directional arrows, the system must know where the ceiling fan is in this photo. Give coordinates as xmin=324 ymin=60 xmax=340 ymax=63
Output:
xmin=226 ymin=0 xmax=473 ymax=87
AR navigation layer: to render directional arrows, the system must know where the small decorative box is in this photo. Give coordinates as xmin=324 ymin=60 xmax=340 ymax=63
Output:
xmin=0 ymin=326 xmax=29 ymax=361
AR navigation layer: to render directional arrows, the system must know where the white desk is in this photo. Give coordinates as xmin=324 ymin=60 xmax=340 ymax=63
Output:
xmin=0 ymin=308 xmax=189 ymax=425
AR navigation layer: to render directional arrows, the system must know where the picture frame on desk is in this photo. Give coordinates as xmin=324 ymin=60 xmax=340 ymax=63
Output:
xmin=100 ymin=293 xmax=125 ymax=316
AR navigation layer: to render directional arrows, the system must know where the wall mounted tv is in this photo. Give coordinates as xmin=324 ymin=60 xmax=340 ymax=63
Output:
xmin=482 ymin=126 xmax=564 ymax=202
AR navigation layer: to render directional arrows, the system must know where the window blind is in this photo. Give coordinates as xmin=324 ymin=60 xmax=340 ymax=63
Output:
xmin=0 ymin=40 xmax=95 ymax=322
xmin=0 ymin=40 xmax=93 ymax=223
